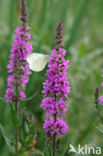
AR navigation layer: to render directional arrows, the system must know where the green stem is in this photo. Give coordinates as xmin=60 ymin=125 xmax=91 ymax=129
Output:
xmin=15 ymin=100 xmax=19 ymax=156
xmin=53 ymin=112 xmax=57 ymax=156
xmin=15 ymin=98 xmax=19 ymax=156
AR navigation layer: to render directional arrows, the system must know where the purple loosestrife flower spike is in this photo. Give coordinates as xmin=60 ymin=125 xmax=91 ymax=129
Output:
xmin=41 ymin=21 xmax=70 ymax=141
xmin=94 ymin=88 xmax=99 ymax=109
xmin=55 ymin=21 xmax=64 ymax=51
xmin=21 ymin=0 xmax=28 ymax=28
xmin=94 ymin=71 xmax=103 ymax=125
xmin=99 ymin=70 xmax=103 ymax=105
xmin=5 ymin=0 xmax=33 ymax=103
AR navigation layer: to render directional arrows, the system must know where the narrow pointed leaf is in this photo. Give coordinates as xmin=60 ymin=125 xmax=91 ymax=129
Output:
xmin=0 ymin=124 xmax=15 ymax=153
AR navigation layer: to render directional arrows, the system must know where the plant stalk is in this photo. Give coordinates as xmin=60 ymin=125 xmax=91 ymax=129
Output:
xmin=15 ymin=98 xmax=19 ymax=156
xmin=53 ymin=112 xmax=57 ymax=156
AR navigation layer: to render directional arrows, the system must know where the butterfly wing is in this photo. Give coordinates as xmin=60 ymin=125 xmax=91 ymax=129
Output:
xmin=26 ymin=53 xmax=49 ymax=72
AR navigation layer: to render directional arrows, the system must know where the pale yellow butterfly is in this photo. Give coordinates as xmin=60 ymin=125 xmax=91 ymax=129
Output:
xmin=26 ymin=53 xmax=49 ymax=72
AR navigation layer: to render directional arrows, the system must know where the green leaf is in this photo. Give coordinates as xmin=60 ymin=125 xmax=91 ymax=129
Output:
xmin=24 ymin=122 xmax=30 ymax=134
xmin=34 ymin=149 xmax=44 ymax=155
xmin=66 ymin=0 xmax=90 ymax=47
xmin=0 ymin=97 xmax=5 ymax=101
xmin=38 ymin=0 xmax=47 ymax=28
xmin=25 ymin=134 xmax=34 ymax=145
xmin=88 ymin=119 xmax=103 ymax=134
xmin=28 ymin=150 xmax=43 ymax=156
xmin=29 ymin=153 xmax=35 ymax=156
xmin=44 ymin=152 xmax=48 ymax=156
xmin=9 ymin=104 xmax=20 ymax=126
xmin=21 ymin=91 xmax=38 ymax=102
xmin=78 ymin=42 xmax=86 ymax=58
xmin=61 ymin=0 xmax=71 ymax=25
xmin=64 ymin=150 xmax=69 ymax=156
xmin=0 ymin=124 xmax=15 ymax=153
xmin=84 ymin=48 xmax=103 ymax=62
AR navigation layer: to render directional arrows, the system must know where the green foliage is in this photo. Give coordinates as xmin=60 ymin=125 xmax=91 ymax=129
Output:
xmin=9 ymin=104 xmax=20 ymax=126
xmin=0 ymin=124 xmax=15 ymax=154
xmin=66 ymin=0 xmax=90 ymax=48
xmin=88 ymin=120 xmax=103 ymax=134
xmin=44 ymin=152 xmax=48 ymax=156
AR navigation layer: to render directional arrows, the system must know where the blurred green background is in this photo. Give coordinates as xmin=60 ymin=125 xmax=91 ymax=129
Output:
xmin=0 ymin=0 xmax=103 ymax=155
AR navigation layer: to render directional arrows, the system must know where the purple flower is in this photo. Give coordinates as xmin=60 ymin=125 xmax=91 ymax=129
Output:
xmin=43 ymin=117 xmax=69 ymax=137
xmin=101 ymin=83 xmax=103 ymax=87
xmin=99 ymin=70 xmax=103 ymax=104
xmin=41 ymin=97 xmax=67 ymax=116
xmin=99 ymin=96 xmax=103 ymax=104
xmin=7 ymin=75 xmax=15 ymax=87
xmin=18 ymin=91 xmax=26 ymax=100
xmin=5 ymin=88 xmax=15 ymax=103
xmin=42 ymin=48 xmax=70 ymax=98
xmin=5 ymin=0 xmax=33 ymax=103
xmin=41 ymin=22 xmax=70 ymax=138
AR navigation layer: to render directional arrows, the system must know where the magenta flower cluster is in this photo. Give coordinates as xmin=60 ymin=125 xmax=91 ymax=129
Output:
xmin=43 ymin=117 xmax=69 ymax=137
xmin=5 ymin=26 xmax=33 ymax=103
xmin=99 ymin=69 xmax=103 ymax=104
xmin=41 ymin=48 xmax=70 ymax=137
